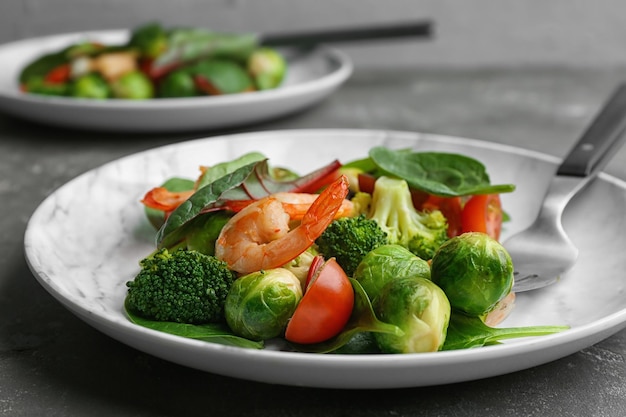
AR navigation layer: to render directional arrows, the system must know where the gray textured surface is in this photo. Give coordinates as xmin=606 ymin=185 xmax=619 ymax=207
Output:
xmin=1 ymin=67 xmax=626 ymax=416
xmin=4 ymin=0 xmax=626 ymax=69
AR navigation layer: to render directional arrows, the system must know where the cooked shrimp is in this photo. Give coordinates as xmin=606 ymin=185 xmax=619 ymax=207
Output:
xmin=90 ymin=51 xmax=139 ymax=81
xmin=222 ymin=192 xmax=354 ymax=220
xmin=215 ymin=176 xmax=350 ymax=274
xmin=271 ymin=192 xmax=354 ymax=220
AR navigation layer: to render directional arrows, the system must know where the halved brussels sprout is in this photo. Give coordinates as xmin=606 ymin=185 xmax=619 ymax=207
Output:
xmin=374 ymin=277 xmax=450 ymax=353
xmin=70 ymin=73 xmax=110 ymax=98
xmin=247 ymin=47 xmax=286 ymax=90
xmin=111 ymin=70 xmax=154 ymax=99
xmin=224 ymin=268 xmax=302 ymax=341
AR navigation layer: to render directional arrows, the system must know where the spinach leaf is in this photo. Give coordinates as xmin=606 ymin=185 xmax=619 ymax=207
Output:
xmin=369 ymin=147 xmax=516 ymax=197
xmin=155 ymin=161 xmax=258 ymax=248
xmin=442 ymin=312 xmax=569 ymax=351
xmin=125 ymin=299 xmax=263 ymax=349
xmin=150 ymin=29 xmax=258 ymax=77
xmin=195 ymin=151 xmax=266 ymax=189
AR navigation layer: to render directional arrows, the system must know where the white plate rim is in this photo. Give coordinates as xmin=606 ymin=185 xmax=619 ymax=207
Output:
xmin=0 ymin=31 xmax=353 ymax=130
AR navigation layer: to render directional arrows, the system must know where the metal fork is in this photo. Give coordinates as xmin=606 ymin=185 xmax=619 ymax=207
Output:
xmin=505 ymin=83 xmax=626 ymax=292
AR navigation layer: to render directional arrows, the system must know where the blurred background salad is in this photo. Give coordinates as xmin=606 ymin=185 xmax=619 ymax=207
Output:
xmin=2 ymin=0 xmax=626 ymax=71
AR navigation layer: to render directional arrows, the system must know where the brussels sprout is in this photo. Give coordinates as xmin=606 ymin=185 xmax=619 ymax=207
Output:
xmin=224 ymin=268 xmax=302 ymax=341
xmin=70 ymin=73 xmax=111 ymax=99
xmin=158 ymin=70 xmax=198 ymax=98
xmin=247 ymin=47 xmax=286 ymax=90
xmin=111 ymin=70 xmax=154 ymax=99
xmin=353 ymin=244 xmax=430 ymax=303
xmin=374 ymin=277 xmax=450 ymax=353
xmin=431 ymin=232 xmax=514 ymax=316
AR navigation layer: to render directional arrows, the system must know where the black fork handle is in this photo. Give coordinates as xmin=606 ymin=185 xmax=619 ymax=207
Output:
xmin=260 ymin=20 xmax=433 ymax=47
xmin=558 ymin=83 xmax=626 ymax=177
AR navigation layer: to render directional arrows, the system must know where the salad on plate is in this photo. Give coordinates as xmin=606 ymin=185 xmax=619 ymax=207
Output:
xmin=18 ymin=22 xmax=286 ymax=100
xmin=125 ymin=146 xmax=568 ymax=354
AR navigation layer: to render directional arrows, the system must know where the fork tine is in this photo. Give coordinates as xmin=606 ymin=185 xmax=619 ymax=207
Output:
xmin=504 ymin=83 xmax=626 ymax=292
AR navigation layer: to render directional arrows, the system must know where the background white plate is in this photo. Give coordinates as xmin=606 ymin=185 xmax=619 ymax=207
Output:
xmin=24 ymin=129 xmax=626 ymax=389
xmin=0 ymin=31 xmax=352 ymax=132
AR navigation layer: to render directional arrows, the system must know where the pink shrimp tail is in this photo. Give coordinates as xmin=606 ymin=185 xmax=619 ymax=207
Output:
xmin=299 ymin=175 xmax=350 ymax=240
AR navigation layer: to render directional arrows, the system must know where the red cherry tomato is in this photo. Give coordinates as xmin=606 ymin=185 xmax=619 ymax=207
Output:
xmin=357 ymin=173 xmax=377 ymax=194
xmin=44 ymin=64 xmax=71 ymax=84
xmin=461 ymin=194 xmax=503 ymax=240
xmin=285 ymin=256 xmax=354 ymax=344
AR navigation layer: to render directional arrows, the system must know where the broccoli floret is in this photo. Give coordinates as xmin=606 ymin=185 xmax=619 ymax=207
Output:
xmin=368 ymin=176 xmax=448 ymax=260
xmin=350 ymin=191 xmax=372 ymax=216
xmin=315 ymin=214 xmax=388 ymax=276
xmin=126 ymin=248 xmax=236 ymax=324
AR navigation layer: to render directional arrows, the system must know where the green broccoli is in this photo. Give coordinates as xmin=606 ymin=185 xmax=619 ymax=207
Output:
xmin=315 ymin=214 xmax=388 ymax=276
xmin=125 ymin=248 xmax=236 ymax=324
xmin=368 ymin=176 xmax=448 ymax=260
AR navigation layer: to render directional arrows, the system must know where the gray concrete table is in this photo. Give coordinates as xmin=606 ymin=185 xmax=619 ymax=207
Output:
xmin=1 ymin=67 xmax=625 ymax=417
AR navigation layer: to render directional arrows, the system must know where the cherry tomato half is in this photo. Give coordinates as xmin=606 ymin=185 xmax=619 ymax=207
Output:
xmin=285 ymin=256 xmax=354 ymax=344
xmin=461 ymin=194 xmax=503 ymax=240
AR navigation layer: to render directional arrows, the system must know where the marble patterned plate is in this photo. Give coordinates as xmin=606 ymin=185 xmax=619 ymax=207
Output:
xmin=23 ymin=129 xmax=626 ymax=389
xmin=0 ymin=31 xmax=352 ymax=132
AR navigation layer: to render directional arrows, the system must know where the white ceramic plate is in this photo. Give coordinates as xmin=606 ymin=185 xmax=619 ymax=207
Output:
xmin=0 ymin=31 xmax=352 ymax=132
xmin=24 ymin=129 xmax=626 ymax=389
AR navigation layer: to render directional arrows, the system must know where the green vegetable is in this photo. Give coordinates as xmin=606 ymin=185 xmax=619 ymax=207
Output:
xmin=111 ymin=70 xmax=154 ymax=99
xmin=315 ymin=214 xmax=388 ymax=276
xmin=442 ymin=312 xmax=569 ymax=350
xmin=353 ymin=244 xmax=431 ymax=304
xmin=184 ymin=211 xmax=233 ymax=256
xmin=125 ymin=248 xmax=236 ymax=324
xmin=193 ymin=59 xmax=254 ymax=94
xmin=369 ymin=176 xmax=449 ymax=260
xmin=125 ymin=299 xmax=263 ymax=349
xmin=224 ymin=268 xmax=302 ymax=341
xmin=158 ymin=69 xmax=197 ymax=98
xmin=150 ymin=29 xmax=258 ymax=78
xmin=22 ymin=76 xmax=68 ymax=96
xmin=128 ymin=22 xmax=168 ymax=59
xmin=431 ymin=232 xmax=514 ymax=316
xmin=369 ymin=147 xmax=516 ymax=197
xmin=374 ymin=277 xmax=451 ymax=353
xmin=70 ymin=73 xmax=111 ymax=99
xmin=195 ymin=151 xmax=266 ymax=189
xmin=248 ymin=47 xmax=287 ymax=90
